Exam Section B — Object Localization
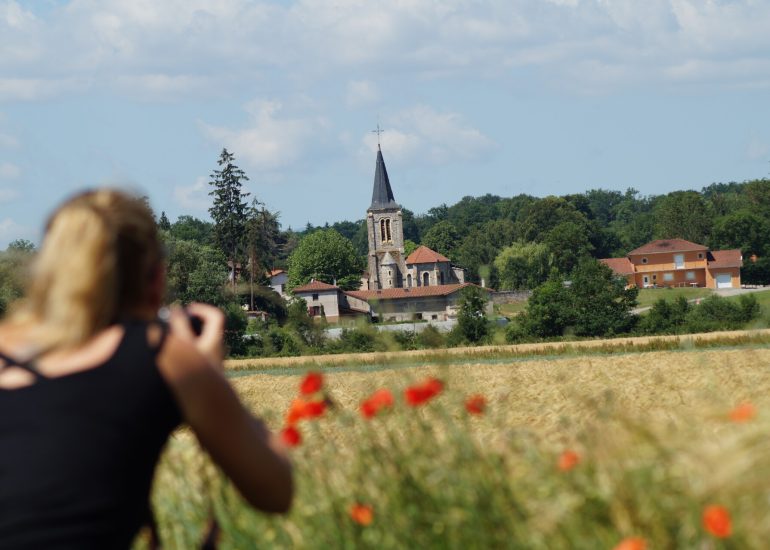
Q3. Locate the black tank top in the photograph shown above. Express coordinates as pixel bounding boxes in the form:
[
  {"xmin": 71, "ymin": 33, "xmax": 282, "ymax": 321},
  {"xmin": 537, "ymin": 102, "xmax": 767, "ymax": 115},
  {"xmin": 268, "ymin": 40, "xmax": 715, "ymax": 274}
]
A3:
[{"xmin": 0, "ymin": 321, "xmax": 182, "ymax": 549}]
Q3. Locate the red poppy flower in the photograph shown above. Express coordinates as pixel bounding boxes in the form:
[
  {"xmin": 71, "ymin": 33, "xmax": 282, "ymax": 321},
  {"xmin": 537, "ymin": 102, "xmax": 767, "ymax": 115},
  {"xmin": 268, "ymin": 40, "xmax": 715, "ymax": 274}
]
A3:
[
  {"xmin": 404, "ymin": 378, "xmax": 444, "ymax": 406},
  {"xmin": 558, "ymin": 450, "xmax": 580, "ymax": 472},
  {"xmin": 285, "ymin": 398, "xmax": 327, "ymax": 425},
  {"xmin": 349, "ymin": 503, "xmax": 373, "ymax": 526},
  {"xmin": 360, "ymin": 388, "xmax": 395, "ymax": 419},
  {"xmin": 612, "ymin": 537, "xmax": 646, "ymax": 550},
  {"xmin": 703, "ymin": 505, "xmax": 732, "ymax": 538},
  {"xmin": 729, "ymin": 402, "xmax": 756, "ymax": 423},
  {"xmin": 299, "ymin": 371, "xmax": 323, "ymax": 395},
  {"xmin": 465, "ymin": 395, "xmax": 487, "ymax": 415},
  {"xmin": 280, "ymin": 426, "xmax": 301, "ymax": 447}
]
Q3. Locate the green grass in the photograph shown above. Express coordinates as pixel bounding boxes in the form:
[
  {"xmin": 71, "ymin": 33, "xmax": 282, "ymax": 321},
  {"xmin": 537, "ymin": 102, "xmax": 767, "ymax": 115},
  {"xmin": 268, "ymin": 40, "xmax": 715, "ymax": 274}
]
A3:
[{"xmin": 635, "ymin": 287, "xmax": 713, "ymax": 308}]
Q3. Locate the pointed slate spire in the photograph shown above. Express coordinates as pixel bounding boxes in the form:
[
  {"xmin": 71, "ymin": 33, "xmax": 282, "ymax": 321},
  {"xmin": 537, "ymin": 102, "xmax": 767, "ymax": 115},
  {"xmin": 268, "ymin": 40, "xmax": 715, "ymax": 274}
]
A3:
[{"xmin": 369, "ymin": 146, "xmax": 399, "ymax": 211}]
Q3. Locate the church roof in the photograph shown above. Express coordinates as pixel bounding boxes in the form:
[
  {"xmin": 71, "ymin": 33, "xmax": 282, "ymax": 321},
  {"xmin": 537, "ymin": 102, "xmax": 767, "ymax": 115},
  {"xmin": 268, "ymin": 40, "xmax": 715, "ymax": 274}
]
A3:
[
  {"xmin": 369, "ymin": 148, "xmax": 399, "ymax": 211},
  {"xmin": 405, "ymin": 245, "xmax": 450, "ymax": 264}
]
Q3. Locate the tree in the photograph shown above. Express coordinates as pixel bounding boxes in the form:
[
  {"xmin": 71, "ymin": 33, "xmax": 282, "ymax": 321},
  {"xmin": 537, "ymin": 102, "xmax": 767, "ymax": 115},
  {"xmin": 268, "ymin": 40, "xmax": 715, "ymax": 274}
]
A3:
[
  {"xmin": 520, "ymin": 275, "xmax": 574, "ymax": 338},
  {"xmin": 244, "ymin": 200, "xmax": 282, "ymax": 309},
  {"xmin": 7, "ymin": 239, "xmax": 35, "ymax": 252},
  {"xmin": 710, "ymin": 210, "xmax": 770, "ymax": 256},
  {"xmin": 209, "ymin": 148, "xmax": 250, "ymax": 287},
  {"xmin": 542, "ymin": 221, "xmax": 593, "ymax": 274},
  {"xmin": 454, "ymin": 286, "xmax": 490, "ymax": 344},
  {"xmin": 516, "ymin": 196, "xmax": 589, "ymax": 242},
  {"xmin": 0, "ymin": 243, "xmax": 35, "ymax": 316},
  {"xmin": 165, "ymin": 237, "xmax": 229, "ymax": 305},
  {"xmin": 158, "ymin": 211, "xmax": 171, "ymax": 231},
  {"xmin": 170, "ymin": 215, "xmax": 214, "ymax": 245},
  {"xmin": 568, "ymin": 259, "xmax": 638, "ymax": 337},
  {"xmin": 520, "ymin": 259, "xmax": 638, "ymax": 338},
  {"xmin": 421, "ymin": 220, "xmax": 460, "ymax": 258},
  {"xmin": 653, "ymin": 191, "xmax": 713, "ymax": 244},
  {"xmin": 287, "ymin": 229, "xmax": 363, "ymax": 291},
  {"xmin": 494, "ymin": 241, "xmax": 551, "ymax": 290}
]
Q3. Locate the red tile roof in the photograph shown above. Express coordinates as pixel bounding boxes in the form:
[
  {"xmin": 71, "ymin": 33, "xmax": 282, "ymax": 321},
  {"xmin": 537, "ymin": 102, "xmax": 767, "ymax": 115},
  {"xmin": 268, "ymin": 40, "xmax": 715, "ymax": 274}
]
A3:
[
  {"xmin": 628, "ymin": 239, "xmax": 708, "ymax": 256},
  {"xmin": 600, "ymin": 257, "xmax": 635, "ymax": 276},
  {"xmin": 346, "ymin": 283, "xmax": 477, "ymax": 301},
  {"xmin": 405, "ymin": 245, "xmax": 450, "ymax": 264},
  {"xmin": 707, "ymin": 249, "xmax": 743, "ymax": 269},
  {"xmin": 292, "ymin": 280, "xmax": 339, "ymax": 293}
]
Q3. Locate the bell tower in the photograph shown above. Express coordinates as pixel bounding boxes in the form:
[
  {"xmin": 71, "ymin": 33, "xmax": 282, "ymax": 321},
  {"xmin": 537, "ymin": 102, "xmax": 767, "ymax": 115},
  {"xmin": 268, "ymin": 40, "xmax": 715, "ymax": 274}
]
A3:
[{"xmin": 366, "ymin": 145, "xmax": 406, "ymax": 290}]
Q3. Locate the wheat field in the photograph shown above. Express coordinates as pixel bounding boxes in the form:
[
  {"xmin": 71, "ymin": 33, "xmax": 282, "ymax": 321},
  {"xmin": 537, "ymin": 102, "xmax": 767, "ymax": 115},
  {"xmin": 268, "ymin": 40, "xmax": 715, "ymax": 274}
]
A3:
[{"xmin": 149, "ymin": 342, "xmax": 770, "ymax": 549}]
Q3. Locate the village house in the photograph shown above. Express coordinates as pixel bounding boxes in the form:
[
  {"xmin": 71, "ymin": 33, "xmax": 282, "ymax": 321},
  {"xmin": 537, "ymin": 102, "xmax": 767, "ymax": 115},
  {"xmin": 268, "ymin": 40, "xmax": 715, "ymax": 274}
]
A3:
[
  {"xmin": 292, "ymin": 145, "xmax": 488, "ymax": 323},
  {"xmin": 268, "ymin": 269, "xmax": 288, "ymax": 297},
  {"xmin": 600, "ymin": 238, "xmax": 742, "ymax": 289}
]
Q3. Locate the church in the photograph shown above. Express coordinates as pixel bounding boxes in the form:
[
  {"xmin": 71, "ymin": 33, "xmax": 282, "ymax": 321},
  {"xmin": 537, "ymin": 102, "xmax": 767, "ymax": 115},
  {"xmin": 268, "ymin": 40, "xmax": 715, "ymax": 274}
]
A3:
[{"xmin": 292, "ymin": 146, "xmax": 484, "ymax": 324}]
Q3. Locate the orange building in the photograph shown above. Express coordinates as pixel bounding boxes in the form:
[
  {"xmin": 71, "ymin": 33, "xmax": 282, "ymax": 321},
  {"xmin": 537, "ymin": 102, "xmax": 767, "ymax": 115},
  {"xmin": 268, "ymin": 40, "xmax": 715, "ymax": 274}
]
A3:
[{"xmin": 600, "ymin": 239, "xmax": 742, "ymax": 289}]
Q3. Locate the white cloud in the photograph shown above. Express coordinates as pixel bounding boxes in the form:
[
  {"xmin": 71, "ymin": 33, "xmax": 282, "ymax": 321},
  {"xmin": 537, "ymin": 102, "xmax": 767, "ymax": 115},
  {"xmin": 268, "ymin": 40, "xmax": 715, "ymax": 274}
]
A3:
[
  {"xmin": 363, "ymin": 106, "xmax": 496, "ymax": 164},
  {"xmin": 1, "ymin": 0, "xmax": 770, "ymax": 99},
  {"xmin": 0, "ymin": 77, "xmax": 88, "ymax": 101},
  {"xmin": 0, "ymin": 161, "xmax": 20, "ymax": 179},
  {"xmin": 346, "ymin": 80, "xmax": 380, "ymax": 108},
  {"xmin": 173, "ymin": 175, "xmax": 210, "ymax": 211},
  {"xmin": 201, "ymin": 99, "xmax": 319, "ymax": 172}
]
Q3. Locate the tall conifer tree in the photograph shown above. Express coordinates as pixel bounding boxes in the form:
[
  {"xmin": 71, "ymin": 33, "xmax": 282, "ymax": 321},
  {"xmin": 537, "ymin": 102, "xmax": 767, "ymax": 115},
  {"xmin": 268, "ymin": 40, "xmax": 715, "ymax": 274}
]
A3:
[{"xmin": 208, "ymin": 148, "xmax": 250, "ymax": 288}]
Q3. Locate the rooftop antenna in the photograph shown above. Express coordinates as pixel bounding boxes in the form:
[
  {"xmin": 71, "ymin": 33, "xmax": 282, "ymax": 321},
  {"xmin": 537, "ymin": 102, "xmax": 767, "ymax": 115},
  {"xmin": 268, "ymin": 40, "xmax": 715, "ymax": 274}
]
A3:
[{"xmin": 372, "ymin": 121, "xmax": 384, "ymax": 151}]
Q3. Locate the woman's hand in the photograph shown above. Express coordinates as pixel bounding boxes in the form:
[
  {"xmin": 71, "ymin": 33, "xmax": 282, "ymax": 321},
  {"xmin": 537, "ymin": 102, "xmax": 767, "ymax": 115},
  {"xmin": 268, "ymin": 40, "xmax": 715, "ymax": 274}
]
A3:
[{"xmin": 168, "ymin": 303, "xmax": 225, "ymax": 369}]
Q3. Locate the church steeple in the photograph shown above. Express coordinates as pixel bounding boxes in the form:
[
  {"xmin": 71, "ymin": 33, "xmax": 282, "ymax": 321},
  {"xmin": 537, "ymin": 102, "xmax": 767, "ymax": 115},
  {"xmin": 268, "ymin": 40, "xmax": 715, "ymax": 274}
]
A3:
[{"xmin": 369, "ymin": 147, "xmax": 399, "ymax": 211}]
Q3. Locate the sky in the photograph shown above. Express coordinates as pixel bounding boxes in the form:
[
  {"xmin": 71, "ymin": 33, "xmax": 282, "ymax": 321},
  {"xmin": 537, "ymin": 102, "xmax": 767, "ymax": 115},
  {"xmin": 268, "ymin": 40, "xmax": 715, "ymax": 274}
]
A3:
[{"xmin": 1, "ymin": 0, "xmax": 770, "ymax": 247}]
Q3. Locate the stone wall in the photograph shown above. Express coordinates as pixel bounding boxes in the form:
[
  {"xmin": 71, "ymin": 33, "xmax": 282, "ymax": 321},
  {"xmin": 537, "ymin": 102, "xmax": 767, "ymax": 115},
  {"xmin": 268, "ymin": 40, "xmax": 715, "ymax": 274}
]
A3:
[{"xmin": 490, "ymin": 290, "xmax": 532, "ymax": 305}]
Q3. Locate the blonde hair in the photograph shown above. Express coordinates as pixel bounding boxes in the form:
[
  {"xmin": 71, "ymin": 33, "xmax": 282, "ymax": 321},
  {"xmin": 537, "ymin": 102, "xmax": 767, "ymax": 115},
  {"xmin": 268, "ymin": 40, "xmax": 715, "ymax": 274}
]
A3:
[{"xmin": 5, "ymin": 189, "xmax": 162, "ymax": 350}]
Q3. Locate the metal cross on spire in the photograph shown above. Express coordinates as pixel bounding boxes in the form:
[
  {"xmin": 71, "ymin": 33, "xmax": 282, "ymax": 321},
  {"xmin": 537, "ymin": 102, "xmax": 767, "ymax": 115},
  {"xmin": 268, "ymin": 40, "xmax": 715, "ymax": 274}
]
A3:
[{"xmin": 372, "ymin": 123, "xmax": 384, "ymax": 150}]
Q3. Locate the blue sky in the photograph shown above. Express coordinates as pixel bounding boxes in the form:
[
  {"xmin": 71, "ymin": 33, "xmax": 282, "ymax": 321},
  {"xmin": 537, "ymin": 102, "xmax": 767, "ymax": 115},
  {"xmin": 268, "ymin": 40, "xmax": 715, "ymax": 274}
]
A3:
[{"xmin": 1, "ymin": 0, "xmax": 770, "ymax": 247}]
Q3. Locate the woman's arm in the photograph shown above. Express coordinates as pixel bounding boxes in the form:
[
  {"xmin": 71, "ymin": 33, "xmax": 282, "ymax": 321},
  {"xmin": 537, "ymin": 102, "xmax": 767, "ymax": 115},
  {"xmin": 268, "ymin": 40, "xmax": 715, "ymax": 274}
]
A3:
[{"xmin": 157, "ymin": 304, "xmax": 293, "ymax": 513}]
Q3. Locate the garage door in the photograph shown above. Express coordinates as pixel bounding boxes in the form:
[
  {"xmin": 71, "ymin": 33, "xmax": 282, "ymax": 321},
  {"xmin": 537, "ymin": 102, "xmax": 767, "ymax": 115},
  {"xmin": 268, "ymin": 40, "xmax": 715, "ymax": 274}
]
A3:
[{"xmin": 715, "ymin": 273, "xmax": 732, "ymax": 289}]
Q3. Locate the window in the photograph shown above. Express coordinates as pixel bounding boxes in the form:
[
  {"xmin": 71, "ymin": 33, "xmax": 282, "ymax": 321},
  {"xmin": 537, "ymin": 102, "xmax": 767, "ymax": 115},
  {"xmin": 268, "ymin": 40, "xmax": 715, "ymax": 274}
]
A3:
[
  {"xmin": 312, "ymin": 293, "xmax": 318, "ymax": 300},
  {"xmin": 641, "ymin": 257, "xmax": 648, "ymax": 264},
  {"xmin": 652, "ymin": 274, "xmax": 657, "ymax": 281},
  {"xmin": 697, "ymin": 252, "xmax": 704, "ymax": 259},
  {"xmin": 407, "ymin": 274, "xmax": 412, "ymax": 287},
  {"xmin": 663, "ymin": 273, "xmax": 674, "ymax": 282},
  {"xmin": 311, "ymin": 306, "xmax": 321, "ymax": 316},
  {"xmin": 431, "ymin": 314, "xmax": 438, "ymax": 320},
  {"xmin": 422, "ymin": 272, "xmax": 430, "ymax": 286},
  {"xmin": 439, "ymin": 272, "xmax": 444, "ymax": 284},
  {"xmin": 379, "ymin": 218, "xmax": 392, "ymax": 243},
  {"xmin": 674, "ymin": 254, "xmax": 684, "ymax": 269},
  {"xmin": 686, "ymin": 271, "xmax": 696, "ymax": 280}
]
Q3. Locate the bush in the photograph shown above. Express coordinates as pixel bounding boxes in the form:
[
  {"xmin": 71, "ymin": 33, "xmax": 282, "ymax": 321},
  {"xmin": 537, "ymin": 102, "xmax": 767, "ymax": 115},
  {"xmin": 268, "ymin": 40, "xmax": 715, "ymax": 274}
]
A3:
[
  {"xmin": 637, "ymin": 296, "xmax": 690, "ymax": 335},
  {"xmin": 222, "ymin": 301, "xmax": 249, "ymax": 356},
  {"xmin": 683, "ymin": 295, "xmax": 756, "ymax": 333},
  {"xmin": 417, "ymin": 325, "xmax": 446, "ymax": 349},
  {"xmin": 455, "ymin": 286, "xmax": 491, "ymax": 344},
  {"xmin": 337, "ymin": 326, "xmax": 380, "ymax": 353}
]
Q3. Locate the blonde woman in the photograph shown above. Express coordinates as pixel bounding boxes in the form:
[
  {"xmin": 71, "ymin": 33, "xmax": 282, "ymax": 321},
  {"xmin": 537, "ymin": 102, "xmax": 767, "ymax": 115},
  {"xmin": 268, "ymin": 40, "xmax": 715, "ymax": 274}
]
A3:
[{"xmin": 0, "ymin": 189, "xmax": 292, "ymax": 548}]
